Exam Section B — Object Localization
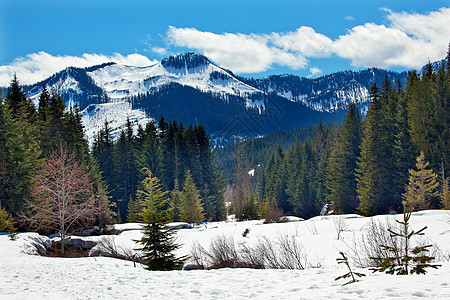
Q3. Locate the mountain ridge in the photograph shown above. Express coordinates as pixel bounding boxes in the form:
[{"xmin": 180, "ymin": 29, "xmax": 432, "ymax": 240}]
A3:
[{"xmin": 5, "ymin": 52, "xmax": 421, "ymax": 144}]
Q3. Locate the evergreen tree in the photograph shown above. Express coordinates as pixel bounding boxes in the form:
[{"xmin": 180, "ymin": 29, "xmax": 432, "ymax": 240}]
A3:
[
  {"xmin": 3, "ymin": 87, "xmax": 42, "ymax": 215},
  {"xmin": 168, "ymin": 180, "xmax": 183, "ymax": 222},
  {"xmin": 0, "ymin": 99, "xmax": 11, "ymax": 210},
  {"xmin": 395, "ymin": 74, "xmax": 417, "ymax": 201},
  {"xmin": 403, "ymin": 151, "xmax": 440, "ymax": 210},
  {"xmin": 127, "ymin": 196, "xmax": 142, "ymax": 223},
  {"xmin": 263, "ymin": 145, "xmax": 289, "ymax": 213},
  {"xmin": 180, "ymin": 170, "xmax": 205, "ymax": 225},
  {"xmin": 326, "ymin": 103, "xmax": 362, "ymax": 214},
  {"xmin": 356, "ymin": 83, "xmax": 383, "ymax": 216},
  {"xmin": 5, "ymin": 75, "xmax": 35, "ymax": 121},
  {"xmin": 136, "ymin": 169, "xmax": 186, "ymax": 270},
  {"xmin": 357, "ymin": 82, "xmax": 402, "ymax": 216},
  {"xmin": 370, "ymin": 202, "xmax": 441, "ymax": 275}
]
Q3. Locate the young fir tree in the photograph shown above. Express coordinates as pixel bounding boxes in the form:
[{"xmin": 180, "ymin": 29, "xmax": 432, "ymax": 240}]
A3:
[
  {"xmin": 136, "ymin": 169, "xmax": 186, "ymax": 270},
  {"xmin": 403, "ymin": 151, "xmax": 440, "ymax": 211},
  {"xmin": 370, "ymin": 202, "xmax": 441, "ymax": 275},
  {"xmin": 335, "ymin": 251, "xmax": 365, "ymax": 285},
  {"xmin": 168, "ymin": 179, "xmax": 183, "ymax": 222},
  {"xmin": 180, "ymin": 170, "xmax": 205, "ymax": 225}
]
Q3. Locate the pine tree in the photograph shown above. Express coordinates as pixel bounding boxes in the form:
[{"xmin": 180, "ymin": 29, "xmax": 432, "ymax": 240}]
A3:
[
  {"xmin": 403, "ymin": 151, "xmax": 440, "ymax": 211},
  {"xmin": 136, "ymin": 169, "xmax": 186, "ymax": 270},
  {"xmin": 180, "ymin": 170, "xmax": 204, "ymax": 225},
  {"xmin": 326, "ymin": 103, "xmax": 362, "ymax": 214}
]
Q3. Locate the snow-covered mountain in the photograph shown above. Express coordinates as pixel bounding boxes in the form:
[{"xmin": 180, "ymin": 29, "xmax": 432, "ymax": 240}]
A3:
[
  {"xmin": 18, "ymin": 53, "xmax": 408, "ymax": 143},
  {"xmin": 240, "ymin": 68, "xmax": 408, "ymax": 113},
  {"xmin": 87, "ymin": 53, "xmax": 264, "ymax": 109}
]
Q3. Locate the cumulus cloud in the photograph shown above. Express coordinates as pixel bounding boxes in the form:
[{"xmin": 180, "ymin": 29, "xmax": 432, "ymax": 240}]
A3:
[
  {"xmin": 167, "ymin": 26, "xmax": 306, "ymax": 73},
  {"xmin": 308, "ymin": 67, "xmax": 323, "ymax": 78},
  {"xmin": 167, "ymin": 8, "xmax": 449, "ymax": 73},
  {"xmin": 0, "ymin": 52, "xmax": 157, "ymax": 87},
  {"xmin": 334, "ymin": 8, "xmax": 450, "ymax": 68},
  {"xmin": 270, "ymin": 27, "xmax": 333, "ymax": 57}
]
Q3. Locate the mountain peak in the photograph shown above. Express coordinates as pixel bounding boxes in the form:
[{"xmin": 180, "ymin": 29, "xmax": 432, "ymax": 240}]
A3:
[{"xmin": 161, "ymin": 53, "xmax": 211, "ymax": 69}]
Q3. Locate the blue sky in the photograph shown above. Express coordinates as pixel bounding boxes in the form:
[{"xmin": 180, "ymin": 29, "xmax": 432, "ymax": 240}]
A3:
[{"xmin": 1, "ymin": 0, "xmax": 449, "ymax": 85}]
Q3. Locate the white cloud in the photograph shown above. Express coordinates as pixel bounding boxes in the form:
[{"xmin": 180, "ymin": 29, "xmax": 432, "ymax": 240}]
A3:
[
  {"xmin": 151, "ymin": 47, "xmax": 168, "ymax": 55},
  {"xmin": 270, "ymin": 27, "xmax": 333, "ymax": 57},
  {"xmin": 308, "ymin": 67, "xmax": 323, "ymax": 78},
  {"xmin": 334, "ymin": 8, "xmax": 450, "ymax": 68},
  {"xmin": 167, "ymin": 26, "xmax": 306, "ymax": 73},
  {"xmin": 0, "ymin": 52, "xmax": 157, "ymax": 87},
  {"xmin": 345, "ymin": 16, "xmax": 354, "ymax": 21},
  {"xmin": 167, "ymin": 8, "xmax": 449, "ymax": 73}
]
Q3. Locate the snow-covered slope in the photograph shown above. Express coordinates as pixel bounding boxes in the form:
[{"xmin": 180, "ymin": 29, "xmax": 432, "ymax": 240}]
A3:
[
  {"xmin": 241, "ymin": 69, "xmax": 407, "ymax": 113},
  {"xmin": 81, "ymin": 102, "xmax": 152, "ymax": 145},
  {"xmin": 1, "ymin": 210, "xmax": 450, "ymax": 299},
  {"xmin": 87, "ymin": 53, "xmax": 264, "ymax": 108}
]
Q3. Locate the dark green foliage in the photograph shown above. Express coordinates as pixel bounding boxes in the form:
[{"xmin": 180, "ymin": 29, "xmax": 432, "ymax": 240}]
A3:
[
  {"xmin": 326, "ymin": 104, "xmax": 362, "ymax": 214},
  {"xmin": 370, "ymin": 203, "xmax": 441, "ymax": 275},
  {"xmin": 92, "ymin": 116, "xmax": 225, "ymax": 222},
  {"xmin": 136, "ymin": 170, "xmax": 187, "ymax": 270},
  {"xmin": 357, "ymin": 80, "xmax": 402, "ymax": 216},
  {"xmin": 335, "ymin": 252, "xmax": 365, "ymax": 285}
]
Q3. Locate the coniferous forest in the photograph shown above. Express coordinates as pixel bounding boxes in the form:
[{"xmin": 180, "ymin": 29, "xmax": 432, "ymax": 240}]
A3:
[
  {"xmin": 0, "ymin": 51, "xmax": 449, "ymax": 236},
  {"xmin": 224, "ymin": 56, "xmax": 449, "ymax": 220}
]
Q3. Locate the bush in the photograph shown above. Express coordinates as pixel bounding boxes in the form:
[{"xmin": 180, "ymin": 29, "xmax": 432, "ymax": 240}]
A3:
[
  {"xmin": 93, "ymin": 236, "xmax": 143, "ymax": 266},
  {"xmin": 344, "ymin": 217, "xmax": 403, "ymax": 268},
  {"xmin": 189, "ymin": 233, "xmax": 307, "ymax": 270},
  {"xmin": 263, "ymin": 207, "xmax": 286, "ymax": 224}
]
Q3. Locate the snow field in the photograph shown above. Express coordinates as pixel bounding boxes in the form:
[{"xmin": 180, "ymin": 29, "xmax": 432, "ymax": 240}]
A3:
[{"xmin": 1, "ymin": 210, "xmax": 450, "ymax": 299}]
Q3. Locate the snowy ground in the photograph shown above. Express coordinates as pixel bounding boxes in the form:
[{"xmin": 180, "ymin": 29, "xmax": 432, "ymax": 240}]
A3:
[{"xmin": 1, "ymin": 210, "xmax": 450, "ymax": 299}]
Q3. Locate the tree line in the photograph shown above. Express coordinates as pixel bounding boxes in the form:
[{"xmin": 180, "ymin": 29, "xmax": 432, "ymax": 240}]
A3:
[{"xmin": 228, "ymin": 56, "xmax": 449, "ymax": 219}]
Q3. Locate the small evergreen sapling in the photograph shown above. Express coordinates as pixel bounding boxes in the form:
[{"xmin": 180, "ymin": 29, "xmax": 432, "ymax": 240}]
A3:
[
  {"xmin": 335, "ymin": 251, "xmax": 365, "ymax": 285},
  {"xmin": 370, "ymin": 202, "xmax": 441, "ymax": 275},
  {"xmin": 136, "ymin": 169, "xmax": 187, "ymax": 270}
]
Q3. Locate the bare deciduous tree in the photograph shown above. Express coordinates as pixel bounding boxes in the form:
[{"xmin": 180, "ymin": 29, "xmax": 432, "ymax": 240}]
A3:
[{"xmin": 21, "ymin": 145, "xmax": 101, "ymax": 255}]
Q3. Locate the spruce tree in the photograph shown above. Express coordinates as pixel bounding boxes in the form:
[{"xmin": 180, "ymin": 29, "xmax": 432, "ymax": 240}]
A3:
[
  {"xmin": 356, "ymin": 84, "xmax": 382, "ymax": 216},
  {"xmin": 136, "ymin": 169, "xmax": 186, "ymax": 270},
  {"xmin": 403, "ymin": 151, "xmax": 439, "ymax": 210},
  {"xmin": 180, "ymin": 170, "xmax": 205, "ymax": 225},
  {"xmin": 326, "ymin": 103, "xmax": 362, "ymax": 214},
  {"xmin": 3, "ymin": 88, "xmax": 42, "ymax": 215}
]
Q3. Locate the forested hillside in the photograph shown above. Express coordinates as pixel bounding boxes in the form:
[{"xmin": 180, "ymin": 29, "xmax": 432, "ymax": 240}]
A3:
[{"xmin": 226, "ymin": 58, "xmax": 449, "ymax": 220}]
